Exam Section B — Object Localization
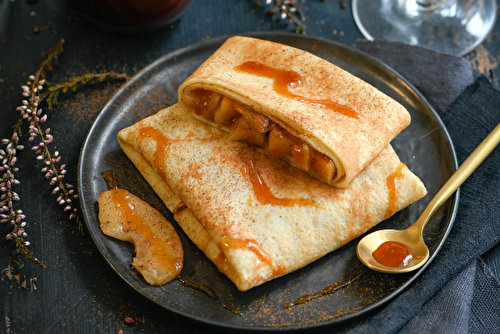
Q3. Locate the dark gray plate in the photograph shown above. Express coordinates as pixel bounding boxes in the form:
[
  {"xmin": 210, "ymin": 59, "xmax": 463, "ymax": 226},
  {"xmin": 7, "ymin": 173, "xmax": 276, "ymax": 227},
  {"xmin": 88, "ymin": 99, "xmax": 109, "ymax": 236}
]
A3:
[{"xmin": 78, "ymin": 32, "xmax": 458, "ymax": 332}]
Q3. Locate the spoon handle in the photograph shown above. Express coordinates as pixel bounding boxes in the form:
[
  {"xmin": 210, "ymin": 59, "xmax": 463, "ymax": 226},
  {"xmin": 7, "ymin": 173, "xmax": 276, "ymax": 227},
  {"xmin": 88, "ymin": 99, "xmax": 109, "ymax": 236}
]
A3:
[{"xmin": 413, "ymin": 121, "xmax": 500, "ymax": 234}]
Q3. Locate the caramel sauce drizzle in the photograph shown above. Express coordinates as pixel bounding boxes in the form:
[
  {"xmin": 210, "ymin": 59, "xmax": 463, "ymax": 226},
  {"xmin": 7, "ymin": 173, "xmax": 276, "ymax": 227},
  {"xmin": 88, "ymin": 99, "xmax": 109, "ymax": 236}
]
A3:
[
  {"xmin": 111, "ymin": 188, "xmax": 180, "ymax": 272},
  {"xmin": 178, "ymin": 277, "xmax": 242, "ymax": 315},
  {"xmin": 242, "ymin": 159, "xmax": 323, "ymax": 208},
  {"xmin": 273, "ymin": 263, "xmax": 287, "ymax": 276},
  {"xmin": 139, "ymin": 127, "xmax": 171, "ymax": 180},
  {"xmin": 284, "ymin": 265, "xmax": 366, "ymax": 309},
  {"xmin": 234, "ymin": 61, "xmax": 359, "ymax": 119},
  {"xmin": 220, "ymin": 237, "xmax": 273, "ymax": 266},
  {"xmin": 213, "ymin": 251, "xmax": 229, "ymax": 270},
  {"xmin": 138, "ymin": 126, "xmax": 220, "ymax": 180},
  {"xmin": 385, "ymin": 162, "xmax": 408, "ymax": 219},
  {"xmin": 220, "ymin": 237, "xmax": 286, "ymax": 276}
]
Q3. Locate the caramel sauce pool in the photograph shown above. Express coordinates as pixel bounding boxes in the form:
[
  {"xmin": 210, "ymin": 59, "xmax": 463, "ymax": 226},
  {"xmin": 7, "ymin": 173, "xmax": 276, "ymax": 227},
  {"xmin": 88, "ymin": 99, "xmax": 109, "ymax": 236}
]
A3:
[
  {"xmin": 234, "ymin": 61, "xmax": 359, "ymax": 119},
  {"xmin": 372, "ymin": 241, "xmax": 414, "ymax": 268}
]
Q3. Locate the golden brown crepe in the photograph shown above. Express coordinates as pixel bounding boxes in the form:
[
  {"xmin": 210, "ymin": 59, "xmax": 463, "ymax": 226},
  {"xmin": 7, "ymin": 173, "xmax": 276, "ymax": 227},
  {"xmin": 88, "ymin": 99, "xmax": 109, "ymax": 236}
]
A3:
[
  {"xmin": 178, "ymin": 36, "xmax": 411, "ymax": 187},
  {"xmin": 117, "ymin": 104, "xmax": 426, "ymax": 291}
]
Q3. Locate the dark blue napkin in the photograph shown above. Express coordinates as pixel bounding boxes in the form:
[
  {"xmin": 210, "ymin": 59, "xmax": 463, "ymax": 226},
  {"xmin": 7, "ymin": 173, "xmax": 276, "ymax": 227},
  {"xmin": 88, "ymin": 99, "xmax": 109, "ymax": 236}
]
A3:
[{"xmin": 339, "ymin": 40, "xmax": 500, "ymax": 334}]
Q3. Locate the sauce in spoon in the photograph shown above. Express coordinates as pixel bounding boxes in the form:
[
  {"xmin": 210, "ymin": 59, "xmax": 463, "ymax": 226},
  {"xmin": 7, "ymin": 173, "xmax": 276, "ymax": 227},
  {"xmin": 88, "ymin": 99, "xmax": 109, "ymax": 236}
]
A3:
[{"xmin": 372, "ymin": 241, "xmax": 413, "ymax": 268}]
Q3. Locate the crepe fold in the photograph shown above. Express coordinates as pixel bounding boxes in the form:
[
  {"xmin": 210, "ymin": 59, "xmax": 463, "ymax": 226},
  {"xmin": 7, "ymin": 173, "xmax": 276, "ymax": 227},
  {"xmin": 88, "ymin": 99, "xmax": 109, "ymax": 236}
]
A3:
[
  {"xmin": 117, "ymin": 104, "xmax": 426, "ymax": 291},
  {"xmin": 178, "ymin": 36, "xmax": 411, "ymax": 187}
]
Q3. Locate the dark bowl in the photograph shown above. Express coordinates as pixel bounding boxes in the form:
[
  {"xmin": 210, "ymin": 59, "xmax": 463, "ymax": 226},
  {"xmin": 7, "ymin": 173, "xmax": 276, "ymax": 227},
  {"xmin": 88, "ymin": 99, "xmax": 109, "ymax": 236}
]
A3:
[{"xmin": 67, "ymin": 0, "xmax": 195, "ymax": 33}]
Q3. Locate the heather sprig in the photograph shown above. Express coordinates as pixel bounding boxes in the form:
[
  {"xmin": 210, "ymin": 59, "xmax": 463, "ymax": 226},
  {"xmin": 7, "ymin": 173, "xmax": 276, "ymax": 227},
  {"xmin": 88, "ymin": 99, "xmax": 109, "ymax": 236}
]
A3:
[
  {"xmin": 21, "ymin": 75, "xmax": 84, "ymax": 235},
  {"xmin": 0, "ymin": 39, "xmax": 65, "ymax": 267},
  {"xmin": 261, "ymin": 0, "xmax": 306, "ymax": 34},
  {"xmin": 2, "ymin": 38, "xmax": 128, "ymax": 267}
]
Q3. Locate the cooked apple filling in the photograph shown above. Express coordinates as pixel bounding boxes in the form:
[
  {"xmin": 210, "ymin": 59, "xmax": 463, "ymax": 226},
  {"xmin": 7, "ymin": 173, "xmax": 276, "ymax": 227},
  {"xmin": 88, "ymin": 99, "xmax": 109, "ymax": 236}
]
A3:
[{"xmin": 184, "ymin": 89, "xmax": 337, "ymax": 183}]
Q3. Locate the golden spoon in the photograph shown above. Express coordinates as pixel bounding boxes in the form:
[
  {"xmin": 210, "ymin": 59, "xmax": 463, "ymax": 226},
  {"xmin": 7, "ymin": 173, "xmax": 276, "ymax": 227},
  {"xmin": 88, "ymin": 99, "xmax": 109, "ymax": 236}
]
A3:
[{"xmin": 357, "ymin": 122, "xmax": 500, "ymax": 273}]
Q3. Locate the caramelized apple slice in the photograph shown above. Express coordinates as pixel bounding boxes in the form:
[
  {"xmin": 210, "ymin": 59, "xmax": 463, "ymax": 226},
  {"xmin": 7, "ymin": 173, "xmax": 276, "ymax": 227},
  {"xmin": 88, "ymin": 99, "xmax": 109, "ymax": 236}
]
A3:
[
  {"xmin": 185, "ymin": 89, "xmax": 221, "ymax": 119},
  {"xmin": 291, "ymin": 143, "xmax": 312, "ymax": 171},
  {"xmin": 182, "ymin": 89, "xmax": 200, "ymax": 109},
  {"xmin": 233, "ymin": 101, "xmax": 271, "ymax": 133},
  {"xmin": 311, "ymin": 152, "xmax": 337, "ymax": 183},
  {"xmin": 268, "ymin": 125, "xmax": 298, "ymax": 158},
  {"xmin": 229, "ymin": 116, "xmax": 266, "ymax": 146},
  {"xmin": 98, "ymin": 188, "xmax": 183, "ymax": 285},
  {"xmin": 214, "ymin": 96, "xmax": 240, "ymax": 125},
  {"xmin": 187, "ymin": 91, "xmax": 340, "ymax": 185}
]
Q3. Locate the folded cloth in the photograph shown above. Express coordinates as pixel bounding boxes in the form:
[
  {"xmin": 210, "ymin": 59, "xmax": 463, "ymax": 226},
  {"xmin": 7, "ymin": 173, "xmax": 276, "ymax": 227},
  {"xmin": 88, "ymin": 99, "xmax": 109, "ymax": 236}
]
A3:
[
  {"xmin": 397, "ymin": 258, "xmax": 500, "ymax": 334},
  {"xmin": 353, "ymin": 40, "xmax": 474, "ymax": 114},
  {"xmin": 331, "ymin": 41, "xmax": 500, "ymax": 334}
]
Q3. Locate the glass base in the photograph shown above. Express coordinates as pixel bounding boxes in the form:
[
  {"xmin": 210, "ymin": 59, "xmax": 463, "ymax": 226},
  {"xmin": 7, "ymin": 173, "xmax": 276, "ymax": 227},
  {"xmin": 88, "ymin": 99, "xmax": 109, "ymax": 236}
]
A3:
[{"xmin": 353, "ymin": 0, "xmax": 497, "ymax": 56}]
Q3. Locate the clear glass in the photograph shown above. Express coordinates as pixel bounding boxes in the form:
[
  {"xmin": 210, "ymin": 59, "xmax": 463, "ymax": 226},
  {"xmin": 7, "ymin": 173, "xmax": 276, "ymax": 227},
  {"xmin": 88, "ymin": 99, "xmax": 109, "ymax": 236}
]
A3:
[{"xmin": 352, "ymin": 0, "xmax": 497, "ymax": 56}]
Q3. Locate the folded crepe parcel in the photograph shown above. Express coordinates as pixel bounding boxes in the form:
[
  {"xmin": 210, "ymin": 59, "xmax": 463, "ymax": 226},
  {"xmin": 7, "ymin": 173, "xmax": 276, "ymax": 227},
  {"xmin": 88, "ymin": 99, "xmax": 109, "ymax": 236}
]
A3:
[
  {"xmin": 178, "ymin": 36, "xmax": 411, "ymax": 187},
  {"xmin": 117, "ymin": 104, "xmax": 426, "ymax": 291}
]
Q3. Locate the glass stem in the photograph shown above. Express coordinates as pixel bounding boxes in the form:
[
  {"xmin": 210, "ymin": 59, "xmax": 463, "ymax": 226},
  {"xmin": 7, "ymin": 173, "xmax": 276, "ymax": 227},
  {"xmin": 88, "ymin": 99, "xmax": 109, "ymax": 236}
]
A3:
[
  {"xmin": 415, "ymin": 0, "xmax": 446, "ymax": 8},
  {"xmin": 416, "ymin": 0, "xmax": 440, "ymax": 4}
]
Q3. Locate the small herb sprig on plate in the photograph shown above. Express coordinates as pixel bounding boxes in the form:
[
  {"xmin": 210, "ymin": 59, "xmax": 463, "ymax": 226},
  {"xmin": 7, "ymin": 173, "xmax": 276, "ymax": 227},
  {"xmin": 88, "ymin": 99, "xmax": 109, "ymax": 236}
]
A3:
[
  {"xmin": 42, "ymin": 72, "xmax": 128, "ymax": 109},
  {"xmin": 1, "ymin": 39, "xmax": 128, "ymax": 267}
]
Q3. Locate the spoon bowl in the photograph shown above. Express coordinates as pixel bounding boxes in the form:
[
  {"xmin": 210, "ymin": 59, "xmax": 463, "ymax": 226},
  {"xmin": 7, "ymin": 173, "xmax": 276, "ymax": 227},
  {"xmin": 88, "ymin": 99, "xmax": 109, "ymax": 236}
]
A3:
[{"xmin": 357, "ymin": 121, "xmax": 500, "ymax": 273}]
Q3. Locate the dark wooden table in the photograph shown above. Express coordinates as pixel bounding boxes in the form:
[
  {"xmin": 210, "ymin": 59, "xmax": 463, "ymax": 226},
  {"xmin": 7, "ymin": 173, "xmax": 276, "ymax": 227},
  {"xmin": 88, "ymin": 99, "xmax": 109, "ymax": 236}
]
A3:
[{"xmin": 1, "ymin": 1, "xmax": 499, "ymax": 333}]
